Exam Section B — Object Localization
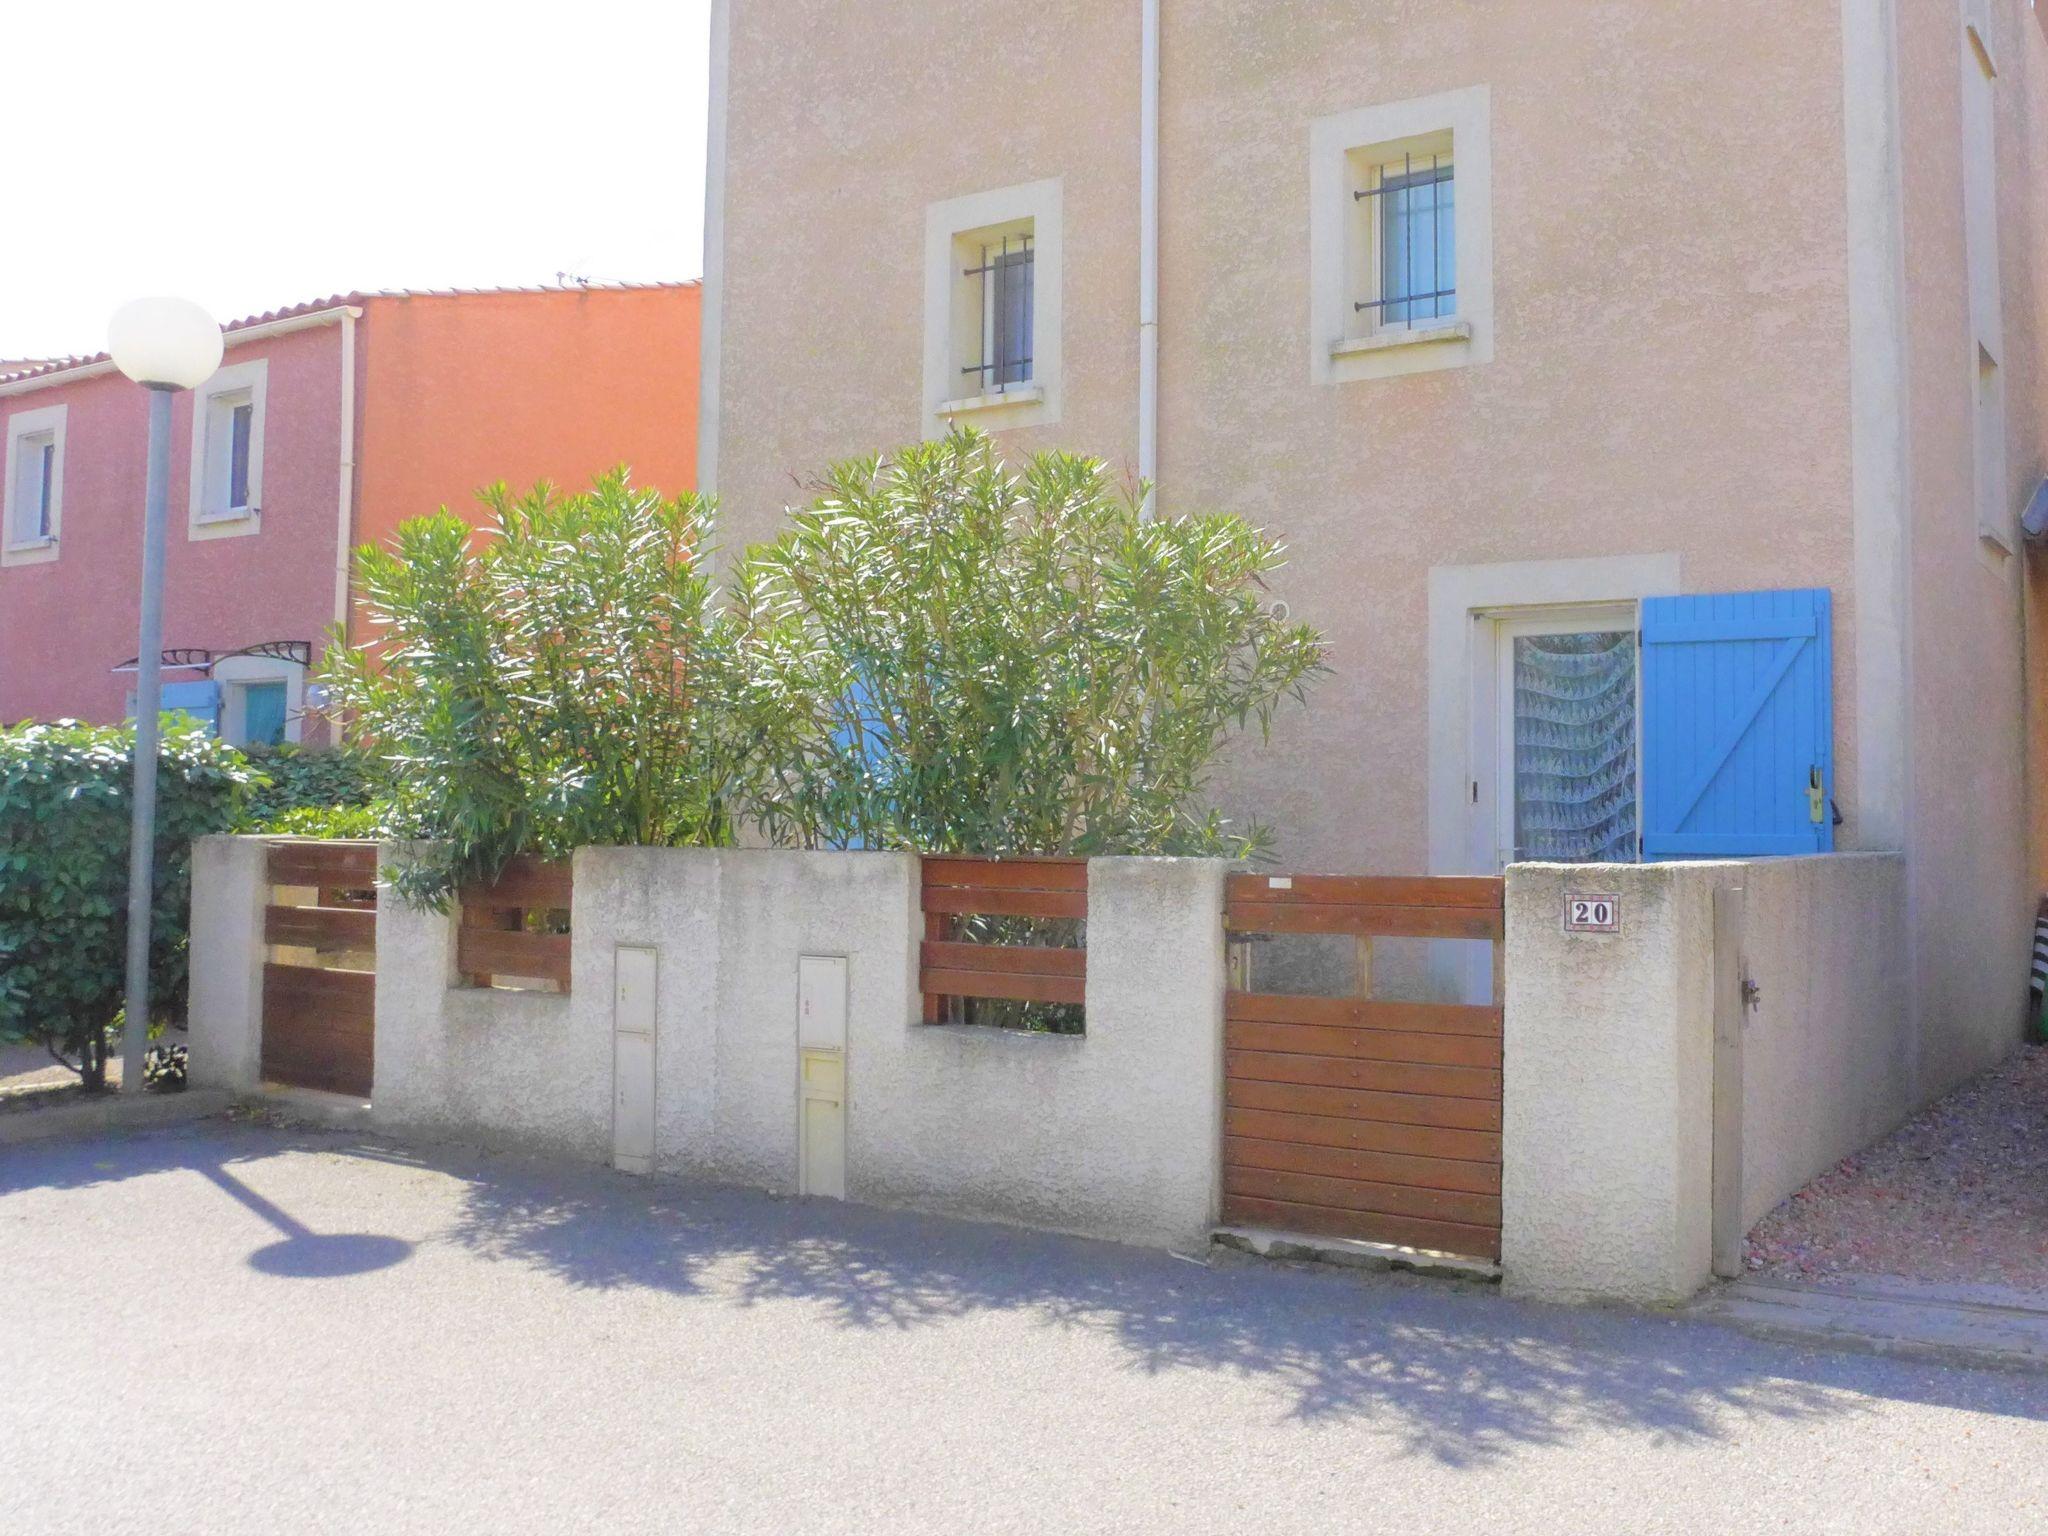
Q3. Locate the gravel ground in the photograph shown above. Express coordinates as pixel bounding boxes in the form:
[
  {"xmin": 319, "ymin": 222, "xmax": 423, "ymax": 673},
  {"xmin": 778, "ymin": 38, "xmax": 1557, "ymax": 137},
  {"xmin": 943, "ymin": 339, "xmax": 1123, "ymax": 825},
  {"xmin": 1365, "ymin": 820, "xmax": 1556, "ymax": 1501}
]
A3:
[
  {"xmin": 1747, "ymin": 1045, "xmax": 2048, "ymax": 1290},
  {"xmin": 4, "ymin": 1120, "xmax": 2046, "ymax": 1535}
]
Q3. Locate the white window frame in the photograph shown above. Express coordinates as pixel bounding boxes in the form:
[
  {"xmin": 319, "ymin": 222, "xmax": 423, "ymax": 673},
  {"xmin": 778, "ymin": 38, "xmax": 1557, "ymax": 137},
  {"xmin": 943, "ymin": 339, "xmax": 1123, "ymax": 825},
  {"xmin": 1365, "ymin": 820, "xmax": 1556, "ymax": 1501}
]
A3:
[
  {"xmin": 213, "ymin": 652, "xmax": 305, "ymax": 746},
  {"xmin": 188, "ymin": 358, "xmax": 268, "ymax": 539},
  {"xmin": 923, "ymin": 177, "xmax": 1062, "ymax": 436},
  {"xmin": 1310, "ymin": 86, "xmax": 1493, "ymax": 385},
  {"xmin": 2, "ymin": 403, "xmax": 67, "ymax": 566}
]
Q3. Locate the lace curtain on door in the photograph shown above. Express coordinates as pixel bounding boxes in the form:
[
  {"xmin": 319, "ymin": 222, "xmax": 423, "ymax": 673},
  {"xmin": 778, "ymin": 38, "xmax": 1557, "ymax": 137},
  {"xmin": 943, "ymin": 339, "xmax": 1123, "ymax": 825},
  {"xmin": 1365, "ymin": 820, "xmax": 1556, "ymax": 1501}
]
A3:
[{"xmin": 1512, "ymin": 632, "xmax": 1637, "ymax": 863}]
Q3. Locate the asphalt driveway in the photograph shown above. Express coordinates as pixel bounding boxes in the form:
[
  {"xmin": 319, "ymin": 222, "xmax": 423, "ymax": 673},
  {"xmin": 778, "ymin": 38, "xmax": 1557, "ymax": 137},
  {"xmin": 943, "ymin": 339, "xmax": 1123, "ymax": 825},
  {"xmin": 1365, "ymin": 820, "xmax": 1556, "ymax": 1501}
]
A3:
[{"xmin": 3, "ymin": 1119, "xmax": 2045, "ymax": 1535}]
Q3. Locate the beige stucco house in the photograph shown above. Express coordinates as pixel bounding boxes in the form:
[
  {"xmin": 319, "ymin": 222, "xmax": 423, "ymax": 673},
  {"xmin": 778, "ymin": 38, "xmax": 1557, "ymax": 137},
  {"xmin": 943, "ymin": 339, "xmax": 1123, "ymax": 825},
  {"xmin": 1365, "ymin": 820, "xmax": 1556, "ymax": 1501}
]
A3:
[{"xmin": 698, "ymin": 1, "xmax": 2048, "ymax": 1102}]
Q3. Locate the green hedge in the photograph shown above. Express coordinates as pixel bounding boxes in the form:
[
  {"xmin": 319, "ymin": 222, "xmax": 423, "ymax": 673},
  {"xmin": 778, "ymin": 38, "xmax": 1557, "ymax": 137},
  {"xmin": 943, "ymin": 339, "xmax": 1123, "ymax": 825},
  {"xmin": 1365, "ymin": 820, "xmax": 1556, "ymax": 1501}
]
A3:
[
  {"xmin": 238, "ymin": 743, "xmax": 377, "ymax": 827},
  {"xmin": 0, "ymin": 718, "xmax": 262, "ymax": 1088}
]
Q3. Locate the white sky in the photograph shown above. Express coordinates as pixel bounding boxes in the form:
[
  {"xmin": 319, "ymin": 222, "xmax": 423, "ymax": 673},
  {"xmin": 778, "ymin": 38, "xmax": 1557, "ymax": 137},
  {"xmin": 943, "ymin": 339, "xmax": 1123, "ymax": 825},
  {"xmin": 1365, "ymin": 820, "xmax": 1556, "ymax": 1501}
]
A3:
[{"xmin": 0, "ymin": 0, "xmax": 712, "ymax": 360}]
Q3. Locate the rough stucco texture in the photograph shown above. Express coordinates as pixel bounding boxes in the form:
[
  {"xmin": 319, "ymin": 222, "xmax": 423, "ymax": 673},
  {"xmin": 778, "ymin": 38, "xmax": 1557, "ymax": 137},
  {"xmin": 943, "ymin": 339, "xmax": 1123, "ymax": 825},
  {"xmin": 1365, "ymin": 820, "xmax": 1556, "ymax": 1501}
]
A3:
[
  {"xmin": 1503, "ymin": 862, "xmax": 1716, "ymax": 1307},
  {"xmin": 851, "ymin": 857, "xmax": 1227, "ymax": 1250},
  {"xmin": 712, "ymin": 0, "xmax": 1859, "ymax": 876},
  {"xmin": 1502, "ymin": 853, "xmax": 1912, "ymax": 1307},
  {"xmin": 355, "ymin": 847, "xmax": 1228, "ymax": 1251},
  {"xmin": 186, "ymin": 835, "xmax": 269, "ymax": 1094},
  {"xmin": 1732, "ymin": 853, "xmax": 1910, "ymax": 1230}
]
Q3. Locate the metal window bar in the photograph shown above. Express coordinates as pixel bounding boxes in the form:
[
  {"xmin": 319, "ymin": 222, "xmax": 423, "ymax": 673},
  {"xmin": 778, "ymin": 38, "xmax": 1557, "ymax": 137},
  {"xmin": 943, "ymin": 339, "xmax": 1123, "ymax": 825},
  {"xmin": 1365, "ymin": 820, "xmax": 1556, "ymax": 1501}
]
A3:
[
  {"xmin": 1354, "ymin": 154, "xmax": 1455, "ymax": 327},
  {"xmin": 962, "ymin": 233, "xmax": 1034, "ymax": 393}
]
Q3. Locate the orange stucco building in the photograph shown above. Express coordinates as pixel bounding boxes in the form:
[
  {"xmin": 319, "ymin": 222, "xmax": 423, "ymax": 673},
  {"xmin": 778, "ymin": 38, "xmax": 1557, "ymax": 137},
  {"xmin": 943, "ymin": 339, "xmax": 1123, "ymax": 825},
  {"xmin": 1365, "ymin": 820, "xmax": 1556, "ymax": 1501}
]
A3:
[{"xmin": 353, "ymin": 284, "xmax": 700, "ymax": 557}]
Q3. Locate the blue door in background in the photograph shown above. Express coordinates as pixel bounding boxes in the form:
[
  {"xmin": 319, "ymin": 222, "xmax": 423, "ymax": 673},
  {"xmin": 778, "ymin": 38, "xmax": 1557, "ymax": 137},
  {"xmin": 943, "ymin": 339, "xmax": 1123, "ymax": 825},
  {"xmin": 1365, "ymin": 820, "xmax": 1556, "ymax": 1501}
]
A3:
[
  {"xmin": 1640, "ymin": 588, "xmax": 1833, "ymax": 858},
  {"xmin": 242, "ymin": 681, "xmax": 288, "ymax": 746}
]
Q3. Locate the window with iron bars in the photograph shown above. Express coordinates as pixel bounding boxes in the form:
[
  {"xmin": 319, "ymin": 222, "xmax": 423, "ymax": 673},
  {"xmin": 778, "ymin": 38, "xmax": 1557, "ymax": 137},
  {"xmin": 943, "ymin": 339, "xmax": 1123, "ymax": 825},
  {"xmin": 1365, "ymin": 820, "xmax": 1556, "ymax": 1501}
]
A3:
[
  {"xmin": 961, "ymin": 230, "xmax": 1034, "ymax": 393},
  {"xmin": 1355, "ymin": 152, "xmax": 1455, "ymax": 329}
]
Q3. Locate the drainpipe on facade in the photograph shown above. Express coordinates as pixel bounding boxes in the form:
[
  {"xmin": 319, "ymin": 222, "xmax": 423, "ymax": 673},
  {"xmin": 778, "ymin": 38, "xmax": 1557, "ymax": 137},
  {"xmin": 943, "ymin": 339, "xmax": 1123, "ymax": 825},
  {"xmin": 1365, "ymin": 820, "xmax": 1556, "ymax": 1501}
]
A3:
[
  {"xmin": 1138, "ymin": 0, "xmax": 1160, "ymax": 515},
  {"xmin": 329, "ymin": 306, "xmax": 362, "ymax": 705}
]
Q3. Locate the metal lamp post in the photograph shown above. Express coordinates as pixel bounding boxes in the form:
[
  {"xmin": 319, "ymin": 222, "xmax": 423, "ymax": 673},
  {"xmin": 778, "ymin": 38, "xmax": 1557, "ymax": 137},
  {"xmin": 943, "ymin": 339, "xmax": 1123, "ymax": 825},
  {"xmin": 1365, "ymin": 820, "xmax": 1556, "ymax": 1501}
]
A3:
[{"xmin": 107, "ymin": 298, "xmax": 222, "ymax": 1093}]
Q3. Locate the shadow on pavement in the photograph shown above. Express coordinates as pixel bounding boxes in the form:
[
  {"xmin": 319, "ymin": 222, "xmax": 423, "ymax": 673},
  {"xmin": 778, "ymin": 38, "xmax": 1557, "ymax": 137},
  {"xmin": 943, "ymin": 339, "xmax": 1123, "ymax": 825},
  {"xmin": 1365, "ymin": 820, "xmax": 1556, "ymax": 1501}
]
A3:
[{"xmin": 7, "ymin": 1117, "xmax": 2046, "ymax": 1466}]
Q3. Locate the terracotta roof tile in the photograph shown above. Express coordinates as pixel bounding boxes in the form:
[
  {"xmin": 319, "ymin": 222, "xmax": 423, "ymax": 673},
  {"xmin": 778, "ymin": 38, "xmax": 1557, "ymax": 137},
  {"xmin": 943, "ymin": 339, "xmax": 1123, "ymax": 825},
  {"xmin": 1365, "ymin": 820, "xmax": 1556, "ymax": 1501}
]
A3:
[{"xmin": 0, "ymin": 280, "xmax": 698, "ymax": 387}]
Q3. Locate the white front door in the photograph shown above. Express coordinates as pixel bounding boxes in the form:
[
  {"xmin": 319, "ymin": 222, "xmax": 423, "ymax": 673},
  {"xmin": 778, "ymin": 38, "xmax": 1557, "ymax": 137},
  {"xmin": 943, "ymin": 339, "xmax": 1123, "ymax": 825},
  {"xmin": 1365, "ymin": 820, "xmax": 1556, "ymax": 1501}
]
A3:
[{"xmin": 1475, "ymin": 605, "xmax": 1641, "ymax": 870}]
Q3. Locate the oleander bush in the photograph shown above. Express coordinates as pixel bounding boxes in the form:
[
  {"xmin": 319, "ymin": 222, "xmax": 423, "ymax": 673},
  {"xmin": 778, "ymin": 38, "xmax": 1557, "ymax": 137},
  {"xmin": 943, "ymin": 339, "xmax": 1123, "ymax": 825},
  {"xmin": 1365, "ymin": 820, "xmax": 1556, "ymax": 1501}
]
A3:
[
  {"xmin": 321, "ymin": 472, "xmax": 764, "ymax": 908},
  {"xmin": 734, "ymin": 429, "xmax": 1328, "ymax": 860}
]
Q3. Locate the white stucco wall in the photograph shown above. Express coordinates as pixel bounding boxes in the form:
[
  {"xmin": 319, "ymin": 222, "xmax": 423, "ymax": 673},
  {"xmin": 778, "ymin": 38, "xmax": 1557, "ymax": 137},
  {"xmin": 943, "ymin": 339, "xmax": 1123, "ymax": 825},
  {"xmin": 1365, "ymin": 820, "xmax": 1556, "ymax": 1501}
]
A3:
[
  {"xmin": 187, "ymin": 835, "xmax": 267, "ymax": 1093},
  {"xmin": 334, "ymin": 845, "xmax": 1227, "ymax": 1251},
  {"xmin": 1502, "ymin": 852, "xmax": 1911, "ymax": 1307},
  {"xmin": 1502, "ymin": 862, "xmax": 1718, "ymax": 1307},
  {"xmin": 1731, "ymin": 854, "xmax": 1911, "ymax": 1229},
  {"xmin": 373, "ymin": 844, "xmax": 607, "ymax": 1162},
  {"xmin": 850, "ymin": 857, "xmax": 1228, "ymax": 1250}
]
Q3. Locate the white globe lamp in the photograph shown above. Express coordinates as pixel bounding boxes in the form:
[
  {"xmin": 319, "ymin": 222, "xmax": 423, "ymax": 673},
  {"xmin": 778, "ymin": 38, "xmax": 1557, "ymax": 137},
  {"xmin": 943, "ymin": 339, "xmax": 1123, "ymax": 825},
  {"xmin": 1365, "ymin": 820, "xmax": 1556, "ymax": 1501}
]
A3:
[{"xmin": 107, "ymin": 296, "xmax": 223, "ymax": 391}]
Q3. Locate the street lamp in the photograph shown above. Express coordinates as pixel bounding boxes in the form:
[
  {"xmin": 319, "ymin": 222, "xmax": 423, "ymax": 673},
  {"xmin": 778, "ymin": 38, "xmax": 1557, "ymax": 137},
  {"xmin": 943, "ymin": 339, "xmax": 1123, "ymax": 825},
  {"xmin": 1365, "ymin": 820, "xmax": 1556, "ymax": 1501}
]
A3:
[{"xmin": 108, "ymin": 297, "xmax": 222, "ymax": 1094}]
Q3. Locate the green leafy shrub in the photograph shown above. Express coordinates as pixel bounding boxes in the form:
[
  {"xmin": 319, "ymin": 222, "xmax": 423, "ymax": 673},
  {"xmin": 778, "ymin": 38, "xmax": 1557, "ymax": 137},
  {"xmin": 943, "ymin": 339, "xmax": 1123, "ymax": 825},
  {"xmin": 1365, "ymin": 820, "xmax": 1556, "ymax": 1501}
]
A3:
[
  {"xmin": 238, "ymin": 742, "xmax": 377, "ymax": 828},
  {"xmin": 734, "ymin": 429, "xmax": 1328, "ymax": 859},
  {"xmin": 0, "ymin": 718, "xmax": 261, "ymax": 1088},
  {"xmin": 261, "ymin": 802, "xmax": 385, "ymax": 839},
  {"xmin": 322, "ymin": 472, "xmax": 758, "ymax": 907}
]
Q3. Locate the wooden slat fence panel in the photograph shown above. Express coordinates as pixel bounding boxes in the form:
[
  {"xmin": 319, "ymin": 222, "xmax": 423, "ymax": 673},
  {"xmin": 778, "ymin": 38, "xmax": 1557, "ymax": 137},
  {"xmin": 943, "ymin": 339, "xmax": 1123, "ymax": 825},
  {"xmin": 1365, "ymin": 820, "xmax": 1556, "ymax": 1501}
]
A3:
[
  {"xmin": 261, "ymin": 841, "xmax": 380, "ymax": 1098},
  {"xmin": 267, "ymin": 839, "xmax": 378, "ymax": 889},
  {"xmin": 1222, "ymin": 871, "xmax": 1505, "ymax": 1263},
  {"xmin": 455, "ymin": 925, "xmax": 573, "ymax": 989},
  {"xmin": 456, "ymin": 858, "xmax": 573, "ymax": 992},
  {"xmin": 265, "ymin": 904, "xmax": 376, "ymax": 950},
  {"xmin": 919, "ymin": 856, "xmax": 1086, "ymax": 1022}
]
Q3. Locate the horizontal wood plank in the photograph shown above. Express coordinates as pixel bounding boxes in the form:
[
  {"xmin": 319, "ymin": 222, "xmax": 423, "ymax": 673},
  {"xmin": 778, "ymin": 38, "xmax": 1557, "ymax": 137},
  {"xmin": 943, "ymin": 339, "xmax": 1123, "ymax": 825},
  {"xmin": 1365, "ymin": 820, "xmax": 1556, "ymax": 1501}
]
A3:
[
  {"xmin": 267, "ymin": 840, "xmax": 378, "ymax": 888},
  {"xmin": 921, "ymin": 886, "xmax": 1088, "ymax": 920},
  {"xmin": 921, "ymin": 941, "xmax": 1084, "ymax": 978},
  {"xmin": 1225, "ymin": 1106, "xmax": 1500, "ymax": 1164},
  {"xmin": 922, "ymin": 856, "xmax": 1088, "ymax": 892},
  {"xmin": 456, "ymin": 928, "xmax": 571, "ymax": 987},
  {"xmin": 1227, "ymin": 1019, "xmax": 1500, "ymax": 1069},
  {"xmin": 1225, "ymin": 993, "xmax": 1501, "ymax": 1038},
  {"xmin": 262, "ymin": 963, "xmax": 374, "ymax": 1026},
  {"xmin": 1225, "ymin": 1134, "xmax": 1500, "ymax": 1196},
  {"xmin": 1221, "ymin": 1195, "xmax": 1500, "ymax": 1261},
  {"xmin": 1225, "ymin": 1078, "xmax": 1502, "ymax": 1132},
  {"xmin": 262, "ymin": 961, "xmax": 374, "ymax": 1098},
  {"xmin": 1225, "ymin": 1165, "xmax": 1501, "ymax": 1228},
  {"xmin": 459, "ymin": 856, "xmax": 572, "ymax": 911},
  {"xmin": 1225, "ymin": 902, "xmax": 1502, "ymax": 941},
  {"xmin": 1225, "ymin": 875, "xmax": 1503, "ymax": 910},
  {"xmin": 265, "ymin": 904, "xmax": 376, "ymax": 950},
  {"xmin": 921, "ymin": 966, "xmax": 1085, "ymax": 1006},
  {"xmin": 1227, "ymin": 1050, "xmax": 1501, "ymax": 1102}
]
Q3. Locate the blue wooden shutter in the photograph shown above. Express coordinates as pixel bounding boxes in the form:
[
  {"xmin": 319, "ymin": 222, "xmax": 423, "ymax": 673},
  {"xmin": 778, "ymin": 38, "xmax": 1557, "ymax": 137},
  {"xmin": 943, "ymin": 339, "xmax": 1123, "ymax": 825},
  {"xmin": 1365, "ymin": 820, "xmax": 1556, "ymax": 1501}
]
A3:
[
  {"xmin": 158, "ymin": 680, "xmax": 222, "ymax": 735},
  {"xmin": 1640, "ymin": 588, "xmax": 1833, "ymax": 859}
]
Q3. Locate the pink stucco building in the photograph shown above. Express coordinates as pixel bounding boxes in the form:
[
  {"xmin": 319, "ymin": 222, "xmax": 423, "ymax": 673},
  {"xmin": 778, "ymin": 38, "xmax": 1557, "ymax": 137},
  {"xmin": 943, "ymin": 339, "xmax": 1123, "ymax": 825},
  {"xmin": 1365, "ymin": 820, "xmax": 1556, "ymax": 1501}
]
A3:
[
  {"xmin": 0, "ymin": 283, "xmax": 700, "ymax": 745},
  {"xmin": 700, "ymin": 1, "xmax": 2048, "ymax": 1109}
]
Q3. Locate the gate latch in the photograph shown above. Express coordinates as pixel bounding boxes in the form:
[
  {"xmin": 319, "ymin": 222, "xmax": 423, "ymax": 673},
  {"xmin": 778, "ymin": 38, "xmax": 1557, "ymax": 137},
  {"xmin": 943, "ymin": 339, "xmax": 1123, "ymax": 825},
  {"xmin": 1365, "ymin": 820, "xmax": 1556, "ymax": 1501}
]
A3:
[{"xmin": 1807, "ymin": 767, "xmax": 1826, "ymax": 824}]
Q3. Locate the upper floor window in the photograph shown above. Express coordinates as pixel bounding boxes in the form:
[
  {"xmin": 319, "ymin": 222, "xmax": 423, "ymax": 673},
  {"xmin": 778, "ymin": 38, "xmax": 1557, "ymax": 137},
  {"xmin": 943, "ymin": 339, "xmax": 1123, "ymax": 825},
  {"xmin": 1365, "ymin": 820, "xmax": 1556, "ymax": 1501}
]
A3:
[
  {"xmin": 1, "ymin": 403, "xmax": 66, "ymax": 566},
  {"xmin": 188, "ymin": 358, "xmax": 267, "ymax": 539},
  {"xmin": 961, "ymin": 225, "xmax": 1035, "ymax": 394},
  {"xmin": 1310, "ymin": 87, "xmax": 1492, "ymax": 385},
  {"xmin": 923, "ymin": 178, "xmax": 1062, "ymax": 436},
  {"xmin": 1357, "ymin": 148, "xmax": 1455, "ymax": 330}
]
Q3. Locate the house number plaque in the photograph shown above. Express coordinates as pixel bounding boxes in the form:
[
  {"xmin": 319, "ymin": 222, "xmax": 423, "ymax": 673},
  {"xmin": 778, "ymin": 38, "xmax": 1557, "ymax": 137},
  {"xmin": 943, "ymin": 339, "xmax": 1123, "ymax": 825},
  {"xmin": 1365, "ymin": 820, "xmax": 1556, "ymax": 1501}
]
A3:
[{"xmin": 1564, "ymin": 894, "xmax": 1621, "ymax": 934}]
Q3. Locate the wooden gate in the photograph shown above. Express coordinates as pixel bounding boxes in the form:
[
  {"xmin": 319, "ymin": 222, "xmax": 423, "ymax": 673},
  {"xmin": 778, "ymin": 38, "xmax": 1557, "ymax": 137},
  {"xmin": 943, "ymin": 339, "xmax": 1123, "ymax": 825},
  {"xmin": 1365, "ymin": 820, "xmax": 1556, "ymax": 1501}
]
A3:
[
  {"xmin": 1222, "ymin": 875, "xmax": 1504, "ymax": 1261},
  {"xmin": 262, "ymin": 839, "xmax": 378, "ymax": 1097}
]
